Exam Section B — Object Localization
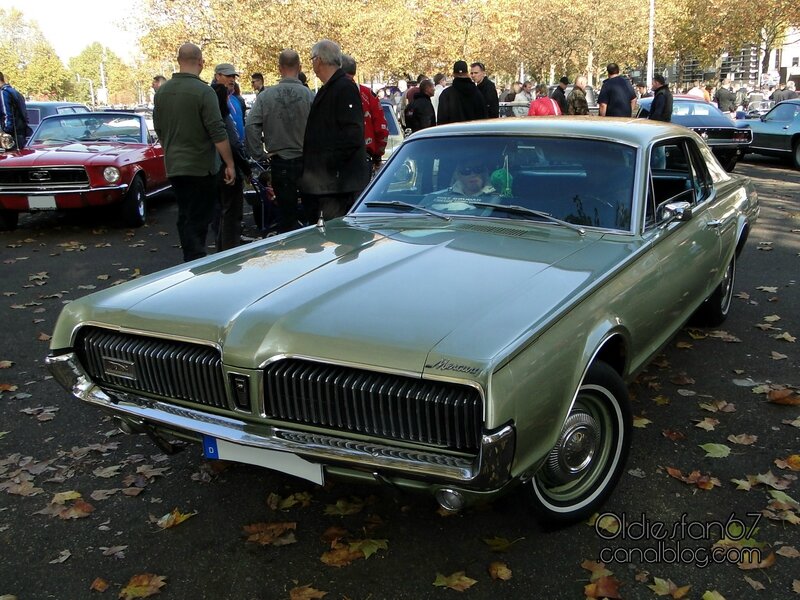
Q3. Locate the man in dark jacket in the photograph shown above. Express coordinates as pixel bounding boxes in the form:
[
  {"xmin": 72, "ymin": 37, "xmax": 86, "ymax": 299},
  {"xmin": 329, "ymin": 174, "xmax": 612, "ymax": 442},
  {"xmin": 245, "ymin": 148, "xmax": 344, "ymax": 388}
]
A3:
[
  {"xmin": 437, "ymin": 61, "xmax": 487, "ymax": 125},
  {"xmin": 648, "ymin": 75, "xmax": 673, "ymax": 122},
  {"xmin": 714, "ymin": 79, "xmax": 736, "ymax": 113},
  {"xmin": 550, "ymin": 76, "xmax": 569, "ymax": 115},
  {"xmin": 470, "ymin": 62, "xmax": 499, "ymax": 118},
  {"xmin": 405, "ymin": 79, "xmax": 436, "ymax": 132},
  {"xmin": 0, "ymin": 72, "xmax": 32, "ymax": 149},
  {"xmin": 300, "ymin": 39, "xmax": 369, "ymax": 222}
]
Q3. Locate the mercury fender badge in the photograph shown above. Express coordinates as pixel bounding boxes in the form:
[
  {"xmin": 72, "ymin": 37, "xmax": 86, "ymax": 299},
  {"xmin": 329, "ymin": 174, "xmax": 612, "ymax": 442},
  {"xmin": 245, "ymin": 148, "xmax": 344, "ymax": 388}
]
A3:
[{"xmin": 102, "ymin": 357, "xmax": 137, "ymax": 380}]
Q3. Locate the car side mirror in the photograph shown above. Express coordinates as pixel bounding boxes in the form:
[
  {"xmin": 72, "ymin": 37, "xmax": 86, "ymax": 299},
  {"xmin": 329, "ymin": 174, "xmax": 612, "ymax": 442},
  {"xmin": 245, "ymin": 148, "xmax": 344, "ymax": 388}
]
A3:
[{"xmin": 662, "ymin": 200, "xmax": 693, "ymax": 223}]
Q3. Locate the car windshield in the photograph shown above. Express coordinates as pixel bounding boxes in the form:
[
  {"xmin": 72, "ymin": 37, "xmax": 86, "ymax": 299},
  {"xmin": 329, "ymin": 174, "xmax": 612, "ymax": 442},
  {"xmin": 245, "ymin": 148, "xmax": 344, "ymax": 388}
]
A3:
[
  {"xmin": 30, "ymin": 114, "xmax": 144, "ymax": 144},
  {"xmin": 356, "ymin": 135, "xmax": 636, "ymax": 231}
]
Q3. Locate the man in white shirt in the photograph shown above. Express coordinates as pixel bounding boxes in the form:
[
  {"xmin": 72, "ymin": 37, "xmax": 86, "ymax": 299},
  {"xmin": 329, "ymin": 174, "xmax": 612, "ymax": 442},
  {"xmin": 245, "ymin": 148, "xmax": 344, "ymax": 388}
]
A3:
[{"xmin": 432, "ymin": 73, "xmax": 447, "ymax": 118}]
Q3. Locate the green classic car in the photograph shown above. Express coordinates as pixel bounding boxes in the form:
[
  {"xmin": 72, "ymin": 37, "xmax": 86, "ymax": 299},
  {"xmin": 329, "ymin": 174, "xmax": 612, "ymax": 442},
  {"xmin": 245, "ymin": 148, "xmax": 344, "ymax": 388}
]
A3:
[{"xmin": 47, "ymin": 117, "xmax": 758, "ymax": 524}]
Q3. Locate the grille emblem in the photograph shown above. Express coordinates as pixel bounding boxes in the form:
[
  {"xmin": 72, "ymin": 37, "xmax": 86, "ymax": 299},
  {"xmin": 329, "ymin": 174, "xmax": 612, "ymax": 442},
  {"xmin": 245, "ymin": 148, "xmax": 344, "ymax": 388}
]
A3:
[
  {"xmin": 29, "ymin": 170, "xmax": 51, "ymax": 181},
  {"xmin": 102, "ymin": 357, "xmax": 137, "ymax": 380}
]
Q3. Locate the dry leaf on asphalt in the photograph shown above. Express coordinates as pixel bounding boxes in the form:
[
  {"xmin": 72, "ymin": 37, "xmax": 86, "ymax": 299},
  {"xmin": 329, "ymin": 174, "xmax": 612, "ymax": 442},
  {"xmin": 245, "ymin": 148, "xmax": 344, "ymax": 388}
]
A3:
[
  {"xmin": 584, "ymin": 575, "xmax": 622, "ymax": 599},
  {"xmin": 488, "ymin": 561, "xmax": 512, "ymax": 581},
  {"xmin": 727, "ymin": 434, "xmax": 758, "ymax": 445},
  {"xmin": 648, "ymin": 576, "xmax": 691, "ymax": 598},
  {"xmin": 483, "ymin": 536, "xmax": 524, "ymax": 552},
  {"xmin": 768, "ymin": 389, "xmax": 800, "ymax": 405},
  {"xmin": 699, "ymin": 443, "xmax": 731, "ymax": 458},
  {"xmin": 433, "ymin": 571, "xmax": 477, "ymax": 592},
  {"xmin": 89, "ymin": 578, "xmax": 109, "ymax": 592},
  {"xmin": 581, "ymin": 559, "xmax": 613, "ymax": 581},
  {"xmin": 152, "ymin": 508, "xmax": 197, "ymax": 530},
  {"xmin": 119, "ymin": 574, "xmax": 167, "ymax": 599},
  {"xmin": 289, "ymin": 585, "xmax": 327, "ymax": 600},
  {"xmin": 242, "ymin": 522, "xmax": 297, "ymax": 546},
  {"xmin": 665, "ymin": 467, "xmax": 720, "ymax": 490}
]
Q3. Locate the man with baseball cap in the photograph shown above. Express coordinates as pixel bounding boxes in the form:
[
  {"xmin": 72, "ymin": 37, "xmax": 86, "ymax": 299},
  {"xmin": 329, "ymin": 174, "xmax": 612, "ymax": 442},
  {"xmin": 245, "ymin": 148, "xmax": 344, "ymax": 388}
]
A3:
[{"xmin": 436, "ymin": 60, "xmax": 487, "ymax": 125}]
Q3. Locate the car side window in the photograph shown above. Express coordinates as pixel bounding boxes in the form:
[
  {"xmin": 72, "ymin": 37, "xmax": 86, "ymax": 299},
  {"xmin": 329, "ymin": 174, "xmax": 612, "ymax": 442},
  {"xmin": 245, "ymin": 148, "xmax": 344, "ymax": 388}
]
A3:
[
  {"xmin": 57, "ymin": 107, "xmax": 75, "ymax": 115},
  {"xmin": 646, "ymin": 139, "xmax": 694, "ymax": 228},
  {"xmin": 765, "ymin": 104, "xmax": 796, "ymax": 122}
]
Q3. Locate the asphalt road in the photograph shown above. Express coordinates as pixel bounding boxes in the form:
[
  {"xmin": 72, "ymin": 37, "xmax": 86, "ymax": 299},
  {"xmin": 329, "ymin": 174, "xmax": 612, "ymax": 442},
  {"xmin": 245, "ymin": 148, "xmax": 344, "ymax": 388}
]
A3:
[{"xmin": 0, "ymin": 155, "xmax": 798, "ymax": 600}]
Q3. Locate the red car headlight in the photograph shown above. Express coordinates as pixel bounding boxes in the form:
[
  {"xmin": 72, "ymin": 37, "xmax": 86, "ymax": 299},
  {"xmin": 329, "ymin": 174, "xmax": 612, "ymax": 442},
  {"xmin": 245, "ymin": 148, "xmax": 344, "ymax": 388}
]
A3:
[{"xmin": 102, "ymin": 167, "xmax": 121, "ymax": 183}]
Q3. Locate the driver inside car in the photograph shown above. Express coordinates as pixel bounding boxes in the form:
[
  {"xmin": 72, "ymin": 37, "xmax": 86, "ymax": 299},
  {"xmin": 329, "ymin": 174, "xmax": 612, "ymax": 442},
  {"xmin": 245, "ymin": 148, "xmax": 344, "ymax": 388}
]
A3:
[{"xmin": 424, "ymin": 160, "xmax": 498, "ymax": 211}]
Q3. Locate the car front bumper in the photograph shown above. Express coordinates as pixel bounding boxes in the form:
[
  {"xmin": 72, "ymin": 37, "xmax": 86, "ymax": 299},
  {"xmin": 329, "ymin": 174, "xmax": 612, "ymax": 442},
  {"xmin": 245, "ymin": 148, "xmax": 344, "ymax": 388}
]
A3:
[
  {"xmin": 0, "ymin": 184, "xmax": 128, "ymax": 211},
  {"xmin": 46, "ymin": 352, "xmax": 516, "ymax": 494}
]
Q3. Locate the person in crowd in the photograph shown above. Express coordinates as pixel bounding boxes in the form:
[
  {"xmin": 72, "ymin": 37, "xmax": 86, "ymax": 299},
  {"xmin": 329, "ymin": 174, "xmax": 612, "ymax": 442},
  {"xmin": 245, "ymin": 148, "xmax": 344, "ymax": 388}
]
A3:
[
  {"xmin": 298, "ymin": 72, "xmax": 310, "ymax": 88},
  {"xmin": 771, "ymin": 82, "xmax": 787, "ymax": 102},
  {"xmin": 246, "ymin": 49, "xmax": 315, "ymax": 233},
  {"xmin": 703, "ymin": 83, "xmax": 714, "ymax": 102},
  {"xmin": 520, "ymin": 81, "xmax": 534, "ymax": 102},
  {"xmin": 300, "ymin": 39, "xmax": 369, "ymax": 222},
  {"xmin": 341, "ymin": 54, "xmax": 389, "ymax": 171},
  {"xmin": 214, "ymin": 63, "xmax": 245, "ymax": 141},
  {"xmin": 635, "ymin": 82, "xmax": 649, "ymax": 99},
  {"xmin": 714, "ymin": 79, "xmax": 736, "ymax": 113},
  {"xmin": 405, "ymin": 79, "xmax": 436, "ymax": 132},
  {"xmin": 528, "ymin": 83, "xmax": 561, "ymax": 115},
  {"xmin": 210, "ymin": 82, "xmax": 249, "ymax": 251},
  {"xmin": 152, "ymin": 75, "xmax": 167, "ymax": 93},
  {"xmin": 437, "ymin": 61, "xmax": 487, "ymax": 125},
  {"xmin": 153, "ymin": 43, "xmax": 234, "ymax": 262},
  {"xmin": 550, "ymin": 76, "xmax": 569, "ymax": 114},
  {"xmin": 432, "ymin": 72, "xmax": 447, "ymax": 117},
  {"xmin": 598, "ymin": 63, "xmax": 636, "ymax": 117},
  {"xmin": 251, "ymin": 72, "xmax": 265, "ymax": 95},
  {"xmin": 647, "ymin": 74, "xmax": 673, "ymax": 122},
  {"xmin": 785, "ymin": 81, "xmax": 798, "ymax": 100},
  {"xmin": 500, "ymin": 81, "xmax": 522, "ymax": 102},
  {"xmin": 0, "ymin": 71, "xmax": 32, "ymax": 149},
  {"xmin": 567, "ymin": 76, "xmax": 590, "ymax": 115},
  {"xmin": 686, "ymin": 80, "xmax": 705, "ymax": 99},
  {"xmin": 233, "ymin": 81, "xmax": 247, "ymax": 115},
  {"xmin": 470, "ymin": 62, "xmax": 499, "ymax": 118}
]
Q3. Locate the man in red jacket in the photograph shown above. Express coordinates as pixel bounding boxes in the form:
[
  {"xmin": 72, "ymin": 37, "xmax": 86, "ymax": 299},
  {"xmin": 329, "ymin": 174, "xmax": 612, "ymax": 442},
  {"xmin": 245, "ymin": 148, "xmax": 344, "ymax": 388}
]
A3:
[{"xmin": 342, "ymin": 54, "xmax": 388, "ymax": 171}]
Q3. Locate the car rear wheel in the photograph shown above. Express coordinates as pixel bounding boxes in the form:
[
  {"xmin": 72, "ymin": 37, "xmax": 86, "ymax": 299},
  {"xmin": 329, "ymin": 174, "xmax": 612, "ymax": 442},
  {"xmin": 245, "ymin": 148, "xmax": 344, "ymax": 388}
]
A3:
[
  {"xmin": 528, "ymin": 361, "xmax": 631, "ymax": 525},
  {"xmin": 120, "ymin": 176, "xmax": 146, "ymax": 228},
  {"xmin": 693, "ymin": 254, "xmax": 735, "ymax": 327},
  {"xmin": 0, "ymin": 209, "xmax": 19, "ymax": 231}
]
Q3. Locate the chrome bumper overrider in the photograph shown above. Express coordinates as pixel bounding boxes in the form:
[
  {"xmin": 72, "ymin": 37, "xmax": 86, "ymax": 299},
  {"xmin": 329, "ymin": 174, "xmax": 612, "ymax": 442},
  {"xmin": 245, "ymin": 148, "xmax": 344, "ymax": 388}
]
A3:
[{"xmin": 47, "ymin": 352, "xmax": 514, "ymax": 489}]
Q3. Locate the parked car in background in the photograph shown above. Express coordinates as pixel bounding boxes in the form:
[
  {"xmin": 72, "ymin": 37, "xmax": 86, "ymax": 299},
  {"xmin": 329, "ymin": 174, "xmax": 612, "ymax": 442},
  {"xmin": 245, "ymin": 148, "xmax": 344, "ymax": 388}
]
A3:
[
  {"xmin": 25, "ymin": 101, "xmax": 91, "ymax": 128},
  {"xmin": 745, "ymin": 100, "xmax": 774, "ymax": 119},
  {"xmin": 381, "ymin": 99, "xmax": 406, "ymax": 161},
  {"xmin": 548, "ymin": 84, "xmax": 599, "ymax": 115},
  {"xmin": 742, "ymin": 99, "xmax": 800, "ymax": 169},
  {"xmin": 0, "ymin": 112, "xmax": 168, "ymax": 230},
  {"xmin": 637, "ymin": 95, "xmax": 752, "ymax": 171},
  {"xmin": 499, "ymin": 100, "xmax": 531, "ymax": 117},
  {"xmin": 47, "ymin": 118, "xmax": 758, "ymax": 525}
]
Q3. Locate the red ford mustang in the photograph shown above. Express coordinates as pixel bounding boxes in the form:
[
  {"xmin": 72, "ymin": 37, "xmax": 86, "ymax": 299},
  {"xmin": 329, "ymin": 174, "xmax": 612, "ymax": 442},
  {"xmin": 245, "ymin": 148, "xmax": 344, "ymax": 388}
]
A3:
[{"xmin": 0, "ymin": 112, "xmax": 169, "ymax": 230}]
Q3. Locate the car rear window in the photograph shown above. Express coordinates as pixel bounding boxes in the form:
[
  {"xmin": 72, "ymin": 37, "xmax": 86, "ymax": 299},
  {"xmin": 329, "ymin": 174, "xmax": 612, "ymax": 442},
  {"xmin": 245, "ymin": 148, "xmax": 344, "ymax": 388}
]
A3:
[{"xmin": 27, "ymin": 108, "xmax": 42, "ymax": 126}]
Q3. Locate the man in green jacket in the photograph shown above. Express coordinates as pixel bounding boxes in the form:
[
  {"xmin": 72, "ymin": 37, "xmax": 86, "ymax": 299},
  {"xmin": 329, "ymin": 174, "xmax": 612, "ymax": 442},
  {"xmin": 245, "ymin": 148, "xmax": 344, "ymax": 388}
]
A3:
[{"xmin": 154, "ymin": 43, "xmax": 235, "ymax": 262}]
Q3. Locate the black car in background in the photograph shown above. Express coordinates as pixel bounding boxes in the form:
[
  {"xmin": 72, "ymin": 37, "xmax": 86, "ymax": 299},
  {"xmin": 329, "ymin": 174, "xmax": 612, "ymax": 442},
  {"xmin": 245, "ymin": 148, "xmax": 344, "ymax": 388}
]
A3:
[
  {"xmin": 637, "ymin": 95, "xmax": 751, "ymax": 171},
  {"xmin": 26, "ymin": 101, "xmax": 91, "ymax": 128}
]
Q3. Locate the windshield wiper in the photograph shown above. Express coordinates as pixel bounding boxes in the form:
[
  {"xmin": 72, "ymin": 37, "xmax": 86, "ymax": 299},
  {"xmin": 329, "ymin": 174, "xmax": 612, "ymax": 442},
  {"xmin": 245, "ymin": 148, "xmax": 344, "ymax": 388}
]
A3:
[
  {"xmin": 468, "ymin": 201, "xmax": 586, "ymax": 235},
  {"xmin": 364, "ymin": 200, "xmax": 450, "ymax": 221}
]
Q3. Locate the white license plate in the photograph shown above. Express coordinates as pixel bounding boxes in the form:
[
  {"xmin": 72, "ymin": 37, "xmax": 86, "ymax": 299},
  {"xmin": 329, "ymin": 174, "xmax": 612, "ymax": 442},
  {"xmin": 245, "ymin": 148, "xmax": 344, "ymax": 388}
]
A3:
[
  {"xmin": 202, "ymin": 435, "xmax": 324, "ymax": 485},
  {"xmin": 28, "ymin": 195, "xmax": 57, "ymax": 210}
]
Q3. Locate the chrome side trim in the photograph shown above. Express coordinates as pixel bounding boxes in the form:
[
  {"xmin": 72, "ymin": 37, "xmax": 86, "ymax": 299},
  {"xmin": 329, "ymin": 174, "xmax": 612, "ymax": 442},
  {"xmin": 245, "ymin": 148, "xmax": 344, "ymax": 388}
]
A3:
[
  {"xmin": 46, "ymin": 353, "xmax": 514, "ymax": 489},
  {"xmin": 145, "ymin": 184, "xmax": 172, "ymax": 197}
]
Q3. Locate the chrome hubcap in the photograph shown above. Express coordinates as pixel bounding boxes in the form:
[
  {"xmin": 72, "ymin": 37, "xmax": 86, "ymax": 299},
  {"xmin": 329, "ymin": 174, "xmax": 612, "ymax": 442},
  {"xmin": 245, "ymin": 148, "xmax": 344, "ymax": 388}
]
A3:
[{"xmin": 543, "ymin": 411, "xmax": 600, "ymax": 485}]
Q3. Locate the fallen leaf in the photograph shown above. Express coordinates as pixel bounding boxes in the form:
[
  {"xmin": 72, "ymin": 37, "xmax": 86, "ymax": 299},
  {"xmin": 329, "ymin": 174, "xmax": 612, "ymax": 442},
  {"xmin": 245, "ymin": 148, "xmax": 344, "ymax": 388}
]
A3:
[
  {"xmin": 763, "ymin": 315, "xmax": 781, "ymax": 322},
  {"xmin": 433, "ymin": 571, "xmax": 477, "ymax": 592},
  {"xmin": 119, "ymin": 573, "xmax": 167, "ymax": 599},
  {"xmin": 153, "ymin": 508, "xmax": 197, "ymax": 530},
  {"xmin": 662, "ymin": 429, "xmax": 686, "ymax": 441},
  {"xmin": 483, "ymin": 536, "xmax": 524, "ymax": 552},
  {"xmin": 701, "ymin": 591, "xmax": 726, "ymax": 600},
  {"xmin": 52, "ymin": 490, "xmax": 82, "ymax": 505},
  {"xmin": 783, "ymin": 417, "xmax": 800, "ymax": 428},
  {"xmin": 670, "ymin": 374, "xmax": 695, "ymax": 385},
  {"xmin": 584, "ymin": 575, "xmax": 622, "ymax": 599},
  {"xmin": 320, "ymin": 542, "xmax": 364, "ymax": 567},
  {"xmin": 756, "ymin": 286, "xmax": 778, "ymax": 293},
  {"xmin": 348, "ymin": 538, "xmax": 387, "ymax": 559},
  {"xmin": 695, "ymin": 417, "xmax": 720, "ymax": 431},
  {"xmin": 727, "ymin": 434, "xmax": 757, "ymax": 446},
  {"xmin": 324, "ymin": 497, "xmax": 364, "ymax": 516},
  {"xmin": 267, "ymin": 491, "xmax": 313, "ymax": 511},
  {"xmin": 775, "ymin": 455, "xmax": 800, "ymax": 471},
  {"xmin": 48, "ymin": 549, "xmax": 71, "ymax": 564},
  {"xmin": 633, "ymin": 416, "xmax": 652, "ymax": 428},
  {"xmin": 581, "ymin": 559, "xmax": 613, "ymax": 581},
  {"xmin": 488, "ymin": 561, "xmax": 512, "ymax": 581},
  {"xmin": 743, "ymin": 575, "xmax": 765, "ymax": 591},
  {"xmin": 101, "ymin": 545, "xmax": 128, "ymax": 557},
  {"xmin": 699, "ymin": 443, "xmax": 731, "ymax": 458},
  {"xmin": 666, "ymin": 467, "xmax": 720, "ymax": 490},
  {"xmin": 648, "ymin": 576, "xmax": 690, "ymax": 598},
  {"xmin": 92, "ymin": 465, "xmax": 122, "ymax": 478},
  {"xmin": 289, "ymin": 585, "xmax": 327, "ymax": 600},
  {"xmin": 243, "ymin": 522, "xmax": 297, "ymax": 546},
  {"xmin": 776, "ymin": 545, "xmax": 800, "ymax": 558},
  {"xmin": 0, "ymin": 360, "xmax": 13, "ymax": 368},
  {"xmin": 699, "ymin": 399, "xmax": 736, "ymax": 413},
  {"xmin": 37, "ymin": 332, "xmax": 51, "ymax": 342},
  {"xmin": 738, "ymin": 551, "xmax": 775, "ymax": 570},
  {"xmin": 89, "ymin": 578, "xmax": 109, "ymax": 592},
  {"xmin": 774, "ymin": 332, "xmax": 797, "ymax": 343},
  {"xmin": 768, "ymin": 389, "xmax": 800, "ymax": 405}
]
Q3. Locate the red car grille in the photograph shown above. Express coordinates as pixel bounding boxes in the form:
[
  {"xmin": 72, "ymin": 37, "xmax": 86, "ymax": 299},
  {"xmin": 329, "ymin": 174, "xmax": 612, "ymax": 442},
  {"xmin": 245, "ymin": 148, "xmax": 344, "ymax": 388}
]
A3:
[{"xmin": 0, "ymin": 167, "xmax": 90, "ymax": 191}]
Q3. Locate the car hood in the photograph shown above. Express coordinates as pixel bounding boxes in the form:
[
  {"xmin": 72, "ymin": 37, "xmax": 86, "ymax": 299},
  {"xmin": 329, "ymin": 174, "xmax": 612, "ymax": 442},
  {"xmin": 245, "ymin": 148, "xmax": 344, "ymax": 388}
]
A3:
[
  {"xmin": 55, "ymin": 219, "xmax": 635, "ymax": 378},
  {"xmin": 0, "ymin": 143, "xmax": 137, "ymax": 166}
]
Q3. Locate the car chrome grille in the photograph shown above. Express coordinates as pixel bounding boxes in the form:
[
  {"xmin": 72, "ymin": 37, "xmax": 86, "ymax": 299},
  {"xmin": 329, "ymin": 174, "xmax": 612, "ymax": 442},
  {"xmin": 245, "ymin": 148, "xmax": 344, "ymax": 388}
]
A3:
[
  {"xmin": 264, "ymin": 359, "xmax": 483, "ymax": 452},
  {"xmin": 76, "ymin": 327, "xmax": 228, "ymax": 409},
  {"xmin": 0, "ymin": 166, "xmax": 90, "ymax": 190}
]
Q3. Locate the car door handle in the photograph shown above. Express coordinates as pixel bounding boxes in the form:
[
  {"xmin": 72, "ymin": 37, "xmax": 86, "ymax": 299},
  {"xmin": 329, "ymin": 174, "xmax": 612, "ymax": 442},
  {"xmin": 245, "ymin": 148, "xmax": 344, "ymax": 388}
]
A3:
[{"xmin": 707, "ymin": 219, "xmax": 728, "ymax": 228}]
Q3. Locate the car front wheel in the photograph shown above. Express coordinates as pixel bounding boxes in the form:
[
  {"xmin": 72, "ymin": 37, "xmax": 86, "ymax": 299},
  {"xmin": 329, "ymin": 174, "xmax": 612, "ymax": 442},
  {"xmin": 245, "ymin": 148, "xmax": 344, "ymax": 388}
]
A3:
[
  {"xmin": 793, "ymin": 139, "xmax": 800, "ymax": 170},
  {"xmin": 0, "ymin": 209, "xmax": 19, "ymax": 231},
  {"xmin": 528, "ymin": 361, "xmax": 631, "ymax": 525},
  {"xmin": 120, "ymin": 176, "xmax": 146, "ymax": 228}
]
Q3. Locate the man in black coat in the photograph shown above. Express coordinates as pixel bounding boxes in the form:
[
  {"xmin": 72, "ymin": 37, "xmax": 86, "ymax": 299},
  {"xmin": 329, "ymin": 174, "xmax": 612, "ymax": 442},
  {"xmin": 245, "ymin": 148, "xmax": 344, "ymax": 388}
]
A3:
[
  {"xmin": 714, "ymin": 79, "xmax": 737, "ymax": 113},
  {"xmin": 550, "ymin": 76, "xmax": 569, "ymax": 115},
  {"xmin": 300, "ymin": 39, "xmax": 370, "ymax": 221},
  {"xmin": 405, "ymin": 79, "xmax": 436, "ymax": 132},
  {"xmin": 648, "ymin": 75, "xmax": 673, "ymax": 122},
  {"xmin": 470, "ymin": 62, "xmax": 499, "ymax": 118},
  {"xmin": 437, "ymin": 61, "xmax": 487, "ymax": 125}
]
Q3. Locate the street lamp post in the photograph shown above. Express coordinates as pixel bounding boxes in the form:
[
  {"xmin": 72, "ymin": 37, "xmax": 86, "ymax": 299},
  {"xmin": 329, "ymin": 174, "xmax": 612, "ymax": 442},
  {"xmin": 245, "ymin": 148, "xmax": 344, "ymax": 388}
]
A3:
[
  {"xmin": 76, "ymin": 74, "xmax": 95, "ymax": 107},
  {"xmin": 646, "ymin": 0, "xmax": 655, "ymax": 86}
]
